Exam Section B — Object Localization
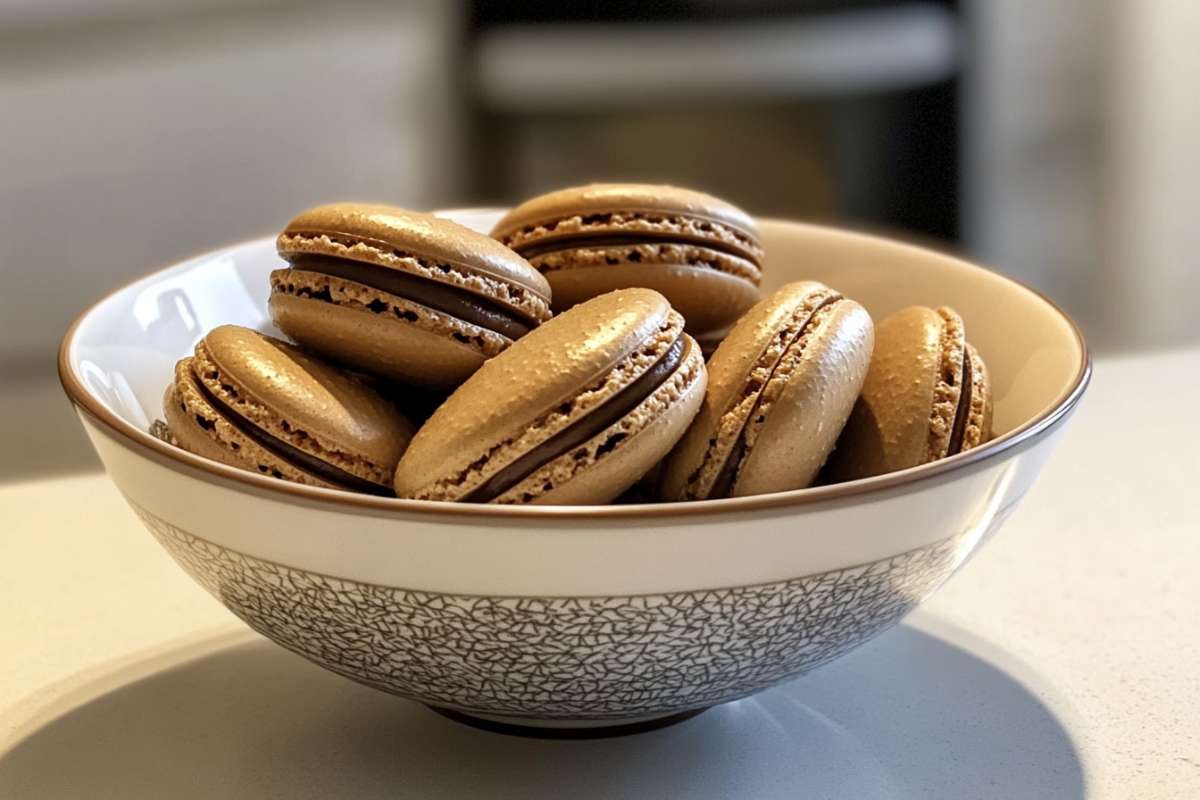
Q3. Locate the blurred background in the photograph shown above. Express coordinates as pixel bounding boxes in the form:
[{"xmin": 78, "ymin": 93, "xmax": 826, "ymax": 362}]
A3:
[{"xmin": 2, "ymin": 0, "xmax": 1198, "ymax": 480}]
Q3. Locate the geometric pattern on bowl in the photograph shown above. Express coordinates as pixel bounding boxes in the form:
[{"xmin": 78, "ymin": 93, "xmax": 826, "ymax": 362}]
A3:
[{"xmin": 136, "ymin": 505, "xmax": 972, "ymax": 720}]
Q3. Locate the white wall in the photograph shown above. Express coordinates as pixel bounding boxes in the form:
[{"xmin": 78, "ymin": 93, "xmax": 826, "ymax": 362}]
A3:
[
  {"xmin": 0, "ymin": 0, "xmax": 460, "ymax": 376},
  {"xmin": 964, "ymin": 0, "xmax": 1200, "ymax": 352},
  {"xmin": 962, "ymin": 0, "xmax": 1106, "ymax": 336},
  {"xmin": 0, "ymin": 0, "xmax": 459, "ymax": 478},
  {"xmin": 1105, "ymin": 0, "xmax": 1200, "ymax": 349}
]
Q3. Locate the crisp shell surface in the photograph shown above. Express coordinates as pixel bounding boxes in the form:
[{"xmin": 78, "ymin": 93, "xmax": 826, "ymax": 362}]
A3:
[
  {"xmin": 824, "ymin": 305, "xmax": 971, "ymax": 481},
  {"xmin": 659, "ymin": 281, "xmax": 841, "ymax": 501},
  {"xmin": 164, "ymin": 357, "xmax": 341, "ymax": 488},
  {"xmin": 393, "ymin": 289, "xmax": 684, "ymax": 502},
  {"xmin": 495, "ymin": 335, "xmax": 706, "ymax": 504},
  {"xmin": 731, "ymin": 299, "xmax": 874, "ymax": 496},
  {"xmin": 280, "ymin": 203, "xmax": 551, "ymax": 305},
  {"xmin": 194, "ymin": 325, "xmax": 411, "ymax": 486}
]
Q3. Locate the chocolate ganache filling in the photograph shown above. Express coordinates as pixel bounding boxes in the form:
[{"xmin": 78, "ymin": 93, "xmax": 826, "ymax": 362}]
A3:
[
  {"xmin": 515, "ymin": 231, "xmax": 756, "ymax": 262},
  {"xmin": 706, "ymin": 438, "xmax": 746, "ymax": 500},
  {"xmin": 189, "ymin": 368, "xmax": 392, "ymax": 496},
  {"xmin": 464, "ymin": 335, "xmax": 688, "ymax": 502},
  {"xmin": 946, "ymin": 347, "xmax": 973, "ymax": 456},
  {"xmin": 287, "ymin": 254, "xmax": 534, "ymax": 340}
]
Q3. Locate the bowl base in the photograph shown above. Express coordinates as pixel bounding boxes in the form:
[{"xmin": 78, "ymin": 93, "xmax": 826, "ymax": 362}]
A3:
[{"xmin": 427, "ymin": 706, "xmax": 709, "ymax": 739}]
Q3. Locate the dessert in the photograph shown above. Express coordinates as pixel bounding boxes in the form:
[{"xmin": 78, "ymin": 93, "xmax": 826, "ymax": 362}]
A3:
[
  {"xmin": 271, "ymin": 203, "xmax": 551, "ymax": 389},
  {"xmin": 163, "ymin": 325, "xmax": 413, "ymax": 494},
  {"xmin": 659, "ymin": 281, "xmax": 874, "ymax": 500},
  {"xmin": 150, "ymin": 195, "xmax": 1003, "ymax": 504},
  {"xmin": 491, "ymin": 183, "xmax": 763, "ymax": 336},
  {"xmin": 824, "ymin": 305, "xmax": 994, "ymax": 481},
  {"xmin": 393, "ymin": 288, "xmax": 706, "ymax": 504}
]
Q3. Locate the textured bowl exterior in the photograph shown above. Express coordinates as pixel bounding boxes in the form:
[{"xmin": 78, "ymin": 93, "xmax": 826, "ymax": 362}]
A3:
[
  {"xmin": 61, "ymin": 210, "xmax": 1089, "ymax": 724},
  {"xmin": 135, "ymin": 502, "xmax": 973, "ymax": 719},
  {"xmin": 78, "ymin": 410, "xmax": 1060, "ymax": 721}
]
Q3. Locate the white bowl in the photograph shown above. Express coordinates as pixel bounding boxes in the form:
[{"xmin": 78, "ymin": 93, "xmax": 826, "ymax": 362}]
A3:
[{"xmin": 59, "ymin": 210, "xmax": 1089, "ymax": 734}]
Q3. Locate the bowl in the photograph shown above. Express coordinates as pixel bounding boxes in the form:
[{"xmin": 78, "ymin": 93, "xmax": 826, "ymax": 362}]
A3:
[{"xmin": 59, "ymin": 210, "xmax": 1089, "ymax": 735}]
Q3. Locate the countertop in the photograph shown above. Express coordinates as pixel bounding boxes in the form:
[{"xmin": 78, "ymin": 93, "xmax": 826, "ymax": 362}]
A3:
[{"xmin": 2, "ymin": 346, "xmax": 1198, "ymax": 799}]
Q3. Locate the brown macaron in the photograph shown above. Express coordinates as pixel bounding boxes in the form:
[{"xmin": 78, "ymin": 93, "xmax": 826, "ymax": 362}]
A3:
[
  {"xmin": 271, "ymin": 203, "xmax": 552, "ymax": 389},
  {"xmin": 491, "ymin": 183, "xmax": 763, "ymax": 335},
  {"xmin": 393, "ymin": 288, "xmax": 707, "ymax": 504},
  {"xmin": 659, "ymin": 281, "xmax": 874, "ymax": 500},
  {"xmin": 163, "ymin": 325, "xmax": 414, "ymax": 494},
  {"xmin": 825, "ymin": 305, "xmax": 994, "ymax": 481}
]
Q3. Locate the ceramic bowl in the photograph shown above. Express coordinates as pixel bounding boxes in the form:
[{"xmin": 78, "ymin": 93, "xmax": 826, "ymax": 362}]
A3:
[{"xmin": 59, "ymin": 210, "xmax": 1089, "ymax": 734}]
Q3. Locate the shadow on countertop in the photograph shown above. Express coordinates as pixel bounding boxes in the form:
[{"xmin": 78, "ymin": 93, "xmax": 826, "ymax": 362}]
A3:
[{"xmin": 0, "ymin": 620, "xmax": 1084, "ymax": 799}]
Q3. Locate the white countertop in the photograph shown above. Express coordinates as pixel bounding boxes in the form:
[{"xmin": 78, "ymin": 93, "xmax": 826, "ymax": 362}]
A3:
[{"xmin": 2, "ymin": 346, "xmax": 1198, "ymax": 798}]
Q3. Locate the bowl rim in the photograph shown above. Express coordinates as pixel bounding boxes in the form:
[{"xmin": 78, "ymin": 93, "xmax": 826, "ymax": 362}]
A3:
[{"xmin": 58, "ymin": 216, "xmax": 1092, "ymax": 520}]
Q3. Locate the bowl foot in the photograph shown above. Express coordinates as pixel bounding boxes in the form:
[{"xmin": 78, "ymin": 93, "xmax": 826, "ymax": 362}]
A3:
[{"xmin": 426, "ymin": 706, "xmax": 709, "ymax": 739}]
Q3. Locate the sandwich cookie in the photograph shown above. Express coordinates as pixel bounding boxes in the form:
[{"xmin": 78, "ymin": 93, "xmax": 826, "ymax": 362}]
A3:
[
  {"xmin": 825, "ymin": 306, "xmax": 993, "ymax": 481},
  {"xmin": 272, "ymin": 203, "xmax": 552, "ymax": 389},
  {"xmin": 163, "ymin": 325, "xmax": 414, "ymax": 494},
  {"xmin": 393, "ymin": 289, "xmax": 707, "ymax": 504},
  {"xmin": 659, "ymin": 281, "xmax": 874, "ymax": 500},
  {"xmin": 491, "ymin": 184, "xmax": 763, "ymax": 335}
]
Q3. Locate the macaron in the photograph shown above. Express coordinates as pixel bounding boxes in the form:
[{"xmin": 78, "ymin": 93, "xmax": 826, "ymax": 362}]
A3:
[
  {"xmin": 491, "ymin": 183, "xmax": 764, "ymax": 335},
  {"xmin": 163, "ymin": 324, "xmax": 414, "ymax": 494},
  {"xmin": 659, "ymin": 281, "xmax": 874, "ymax": 500},
  {"xmin": 824, "ymin": 306, "xmax": 993, "ymax": 481},
  {"xmin": 393, "ymin": 288, "xmax": 707, "ymax": 504},
  {"xmin": 271, "ymin": 203, "xmax": 552, "ymax": 389}
]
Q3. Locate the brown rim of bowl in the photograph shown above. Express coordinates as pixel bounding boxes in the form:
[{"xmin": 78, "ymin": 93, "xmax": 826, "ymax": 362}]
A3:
[{"xmin": 58, "ymin": 217, "xmax": 1092, "ymax": 521}]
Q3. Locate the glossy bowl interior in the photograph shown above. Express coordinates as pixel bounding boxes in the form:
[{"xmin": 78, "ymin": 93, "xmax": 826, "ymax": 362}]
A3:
[{"xmin": 60, "ymin": 210, "xmax": 1089, "ymax": 728}]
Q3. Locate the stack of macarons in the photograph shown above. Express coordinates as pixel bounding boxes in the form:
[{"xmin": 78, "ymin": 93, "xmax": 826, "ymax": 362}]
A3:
[{"xmin": 159, "ymin": 184, "xmax": 993, "ymax": 505}]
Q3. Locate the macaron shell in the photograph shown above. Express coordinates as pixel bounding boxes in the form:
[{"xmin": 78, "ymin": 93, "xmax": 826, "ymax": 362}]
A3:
[
  {"xmin": 543, "ymin": 261, "xmax": 761, "ymax": 334},
  {"xmin": 732, "ymin": 299, "xmax": 874, "ymax": 496},
  {"xmin": 824, "ymin": 306, "xmax": 960, "ymax": 481},
  {"xmin": 657, "ymin": 281, "xmax": 839, "ymax": 500},
  {"xmin": 492, "ymin": 183, "xmax": 762, "ymax": 262},
  {"xmin": 686, "ymin": 280, "xmax": 835, "ymax": 440},
  {"xmin": 280, "ymin": 203, "xmax": 551, "ymax": 303},
  {"xmin": 498, "ymin": 335, "xmax": 706, "ymax": 504},
  {"xmin": 393, "ymin": 289, "xmax": 678, "ymax": 501},
  {"xmin": 197, "ymin": 325, "xmax": 413, "ymax": 472},
  {"xmin": 269, "ymin": 285, "xmax": 496, "ymax": 389},
  {"xmin": 164, "ymin": 359, "xmax": 338, "ymax": 488}
]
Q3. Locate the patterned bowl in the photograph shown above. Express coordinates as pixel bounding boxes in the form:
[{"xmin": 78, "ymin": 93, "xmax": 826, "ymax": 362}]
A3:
[{"xmin": 59, "ymin": 210, "xmax": 1090, "ymax": 734}]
